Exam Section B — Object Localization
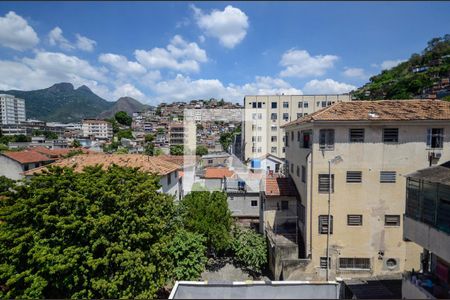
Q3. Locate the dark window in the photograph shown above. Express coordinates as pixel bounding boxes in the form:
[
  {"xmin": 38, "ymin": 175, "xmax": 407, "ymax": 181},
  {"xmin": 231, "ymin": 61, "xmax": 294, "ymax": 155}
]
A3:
[
  {"xmin": 319, "ymin": 174, "xmax": 334, "ymax": 193},
  {"xmin": 339, "ymin": 258, "xmax": 370, "ymax": 270},
  {"xmin": 302, "ymin": 131, "xmax": 311, "ymax": 148},
  {"xmin": 383, "ymin": 128, "xmax": 399, "ymax": 143},
  {"xmin": 384, "ymin": 215, "xmax": 400, "ymax": 226},
  {"xmin": 321, "ymin": 101, "xmax": 327, "ymax": 107},
  {"xmin": 301, "ymin": 166, "xmax": 306, "ymax": 183},
  {"xmin": 380, "ymin": 171, "xmax": 396, "ymax": 183},
  {"xmin": 320, "ymin": 257, "xmax": 331, "ymax": 269},
  {"xmin": 271, "ymin": 102, "xmax": 277, "ymax": 109},
  {"xmin": 271, "ymin": 136, "xmax": 277, "ymax": 142},
  {"xmin": 319, "ymin": 215, "xmax": 333, "ymax": 234},
  {"xmin": 283, "ymin": 101, "xmax": 289, "ymax": 108},
  {"xmin": 281, "ymin": 200, "xmax": 289, "ymax": 210},
  {"xmin": 304, "ymin": 102, "xmax": 309, "ymax": 108},
  {"xmin": 427, "ymin": 128, "xmax": 444, "ymax": 149},
  {"xmin": 298, "ymin": 101, "xmax": 303, "ymax": 108},
  {"xmin": 252, "ymin": 102, "xmax": 257, "ymax": 108},
  {"xmin": 349, "ymin": 128, "xmax": 365, "ymax": 143},
  {"xmin": 297, "ymin": 113, "xmax": 303, "ymax": 119},
  {"xmin": 271, "ymin": 113, "xmax": 277, "ymax": 120},
  {"xmin": 346, "ymin": 171, "xmax": 362, "ymax": 183},
  {"xmin": 251, "ymin": 200, "xmax": 258, "ymax": 207},
  {"xmin": 290, "ymin": 163, "xmax": 294, "ymax": 173},
  {"xmin": 291, "ymin": 131, "xmax": 294, "ymax": 141},
  {"xmin": 167, "ymin": 173, "xmax": 172, "ymax": 185},
  {"xmin": 257, "ymin": 102, "xmax": 262, "ymax": 108},
  {"xmin": 296, "ymin": 165, "xmax": 300, "ymax": 177},
  {"xmin": 297, "ymin": 131, "xmax": 301, "ymax": 142},
  {"xmin": 347, "ymin": 215, "xmax": 363, "ymax": 226},
  {"xmin": 319, "ymin": 129, "xmax": 335, "ymax": 150},
  {"xmin": 285, "ymin": 133, "xmax": 289, "ymax": 147},
  {"xmin": 283, "ymin": 113, "xmax": 289, "ymax": 121}
]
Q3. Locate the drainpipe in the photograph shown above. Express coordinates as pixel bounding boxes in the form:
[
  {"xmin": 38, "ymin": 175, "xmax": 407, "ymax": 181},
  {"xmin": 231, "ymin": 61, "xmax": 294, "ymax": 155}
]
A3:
[
  {"xmin": 308, "ymin": 147, "xmax": 313, "ymax": 259},
  {"xmin": 326, "ymin": 159, "xmax": 331, "ymax": 281}
]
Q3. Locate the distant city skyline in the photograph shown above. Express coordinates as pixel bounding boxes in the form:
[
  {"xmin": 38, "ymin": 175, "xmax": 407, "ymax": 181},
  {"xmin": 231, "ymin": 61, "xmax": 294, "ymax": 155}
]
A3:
[{"xmin": 0, "ymin": 2, "xmax": 449, "ymax": 104}]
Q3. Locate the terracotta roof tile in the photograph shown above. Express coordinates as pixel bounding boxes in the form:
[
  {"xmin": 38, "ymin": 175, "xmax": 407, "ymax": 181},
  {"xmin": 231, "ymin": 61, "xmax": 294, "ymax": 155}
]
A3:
[
  {"xmin": 283, "ymin": 100, "xmax": 450, "ymax": 127},
  {"xmin": 204, "ymin": 167, "xmax": 235, "ymax": 179},
  {"xmin": 158, "ymin": 155, "xmax": 199, "ymax": 167},
  {"xmin": 23, "ymin": 153, "xmax": 180, "ymax": 176},
  {"xmin": 30, "ymin": 146, "xmax": 89, "ymax": 158},
  {"xmin": 265, "ymin": 177, "xmax": 297, "ymax": 197},
  {"xmin": 2, "ymin": 150, "xmax": 55, "ymax": 164}
]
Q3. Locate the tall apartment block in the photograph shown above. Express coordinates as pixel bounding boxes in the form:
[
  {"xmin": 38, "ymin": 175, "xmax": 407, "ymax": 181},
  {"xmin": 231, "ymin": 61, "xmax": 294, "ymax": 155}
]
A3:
[
  {"xmin": 81, "ymin": 119, "xmax": 113, "ymax": 139},
  {"xmin": 0, "ymin": 94, "xmax": 26, "ymax": 125},
  {"xmin": 282, "ymin": 100, "xmax": 450, "ymax": 281},
  {"xmin": 243, "ymin": 94, "xmax": 351, "ymax": 161}
]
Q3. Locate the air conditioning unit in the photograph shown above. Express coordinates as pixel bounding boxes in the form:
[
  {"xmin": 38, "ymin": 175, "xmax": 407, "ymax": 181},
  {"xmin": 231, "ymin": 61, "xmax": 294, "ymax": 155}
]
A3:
[{"xmin": 382, "ymin": 258, "xmax": 400, "ymax": 271}]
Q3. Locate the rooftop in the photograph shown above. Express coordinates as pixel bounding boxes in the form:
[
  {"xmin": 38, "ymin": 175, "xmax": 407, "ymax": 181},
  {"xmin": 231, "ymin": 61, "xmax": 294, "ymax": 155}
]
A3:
[
  {"xmin": 202, "ymin": 152, "xmax": 230, "ymax": 159},
  {"xmin": 31, "ymin": 146, "xmax": 87, "ymax": 158},
  {"xmin": 2, "ymin": 150, "xmax": 55, "ymax": 164},
  {"xmin": 283, "ymin": 99, "xmax": 450, "ymax": 127},
  {"xmin": 23, "ymin": 153, "xmax": 180, "ymax": 176},
  {"xmin": 265, "ymin": 177, "xmax": 297, "ymax": 197},
  {"xmin": 204, "ymin": 167, "xmax": 235, "ymax": 179},
  {"xmin": 406, "ymin": 161, "xmax": 450, "ymax": 185},
  {"xmin": 158, "ymin": 155, "xmax": 199, "ymax": 167}
]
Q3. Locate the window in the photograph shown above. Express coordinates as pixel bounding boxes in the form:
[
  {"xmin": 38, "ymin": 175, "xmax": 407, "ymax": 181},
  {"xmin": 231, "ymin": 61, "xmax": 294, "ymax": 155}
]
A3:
[
  {"xmin": 290, "ymin": 163, "xmax": 294, "ymax": 173},
  {"xmin": 167, "ymin": 173, "xmax": 172, "ymax": 185},
  {"xmin": 282, "ymin": 147, "xmax": 285, "ymax": 153},
  {"xmin": 271, "ymin": 102, "xmax": 277, "ymax": 109},
  {"xmin": 291, "ymin": 131, "xmax": 294, "ymax": 141},
  {"xmin": 320, "ymin": 257, "xmax": 331, "ymax": 269},
  {"xmin": 257, "ymin": 136, "xmax": 262, "ymax": 142},
  {"xmin": 283, "ymin": 101, "xmax": 289, "ymax": 108},
  {"xmin": 230, "ymin": 196, "xmax": 234, "ymax": 201},
  {"xmin": 427, "ymin": 128, "xmax": 444, "ymax": 149},
  {"xmin": 349, "ymin": 128, "xmax": 365, "ymax": 143},
  {"xmin": 297, "ymin": 113, "xmax": 303, "ymax": 119},
  {"xmin": 339, "ymin": 258, "xmax": 370, "ymax": 270},
  {"xmin": 271, "ymin": 136, "xmax": 277, "ymax": 142},
  {"xmin": 271, "ymin": 113, "xmax": 278, "ymax": 120},
  {"xmin": 257, "ymin": 147, "xmax": 262, "ymax": 153},
  {"xmin": 257, "ymin": 102, "xmax": 262, "ymax": 108},
  {"xmin": 383, "ymin": 128, "xmax": 399, "ymax": 143},
  {"xmin": 304, "ymin": 113, "xmax": 308, "ymax": 116},
  {"xmin": 251, "ymin": 200, "xmax": 258, "ymax": 207},
  {"xmin": 304, "ymin": 102, "xmax": 309, "ymax": 108},
  {"xmin": 285, "ymin": 133, "xmax": 289, "ymax": 147},
  {"xmin": 271, "ymin": 125, "xmax": 277, "ymax": 132},
  {"xmin": 302, "ymin": 131, "xmax": 311, "ymax": 148},
  {"xmin": 384, "ymin": 215, "xmax": 400, "ymax": 226},
  {"xmin": 281, "ymin": 200, "xmax": 289, "ymax": 210},
  {"xmin": 208, "ymin": 159, "xmax": 213, "ymax": 164},
  {"xmin": 271, "ymin": 146, "xmax": 277, "ymax": 153},
  {"xmin": 321, "ymin": 101, "xmax": 327, "ymax": 107},
  {"xmin": 346, "ymin": 171, "xmax": 362, "ymax": 183},
  {"xmin": 319, "ymin": 215, "xmax": 333, "ymax": 234},
  {"xmin": 298, "ymin": 101, "xmax": 303, "ymax": 108},
  {"xmin": 319, "ymin": 174, "xmax": 334, "ymax": 193},
  {"xmin": 252, "ymin": 136, "xmax": 256, "ymax": 142},
  {"xmin": 296, "ymin": 165, "xmax": 300, "ymax": 177},
  {"xmin": 319, "ymin": 129, "xmax": 335, "ymax": 150},
  {"xmin": 252, "ymin": 124, "xmax": 256, "ymax": 131},
  {"xmin": 297, "ymin": 131, "xmax": 301, "ymax": 142},
  {"xmin": 257, "ymin": 126, "xmax": 262, "ymax": 131},
  {"xmin": 252, "ymin": 147, "xmax": 256, "ymax": 153},
  {"xmin": 252, "ymin": 102, "xmax": 256, "ymax": 108},
  {"xmin": 380, "ymin": 171, "xmax": 396, "ymax": 183},
  {"xmin": 283, "ymin": 113, "xmax": 289, "ymax": 121},
  {"xmin": 301, "ymin": 166, "xmax": 306, "ymax": 183},
  {"xmin": 257, "ymin": 113, "xmax": 262, "ymax": 120},
  {"xmin": 317, "ymin": 101, "xmax": 320, "ymax": 107},
  {"xmin": 347, "ymin": 215, "xmax": 363, "ymax": 226}
]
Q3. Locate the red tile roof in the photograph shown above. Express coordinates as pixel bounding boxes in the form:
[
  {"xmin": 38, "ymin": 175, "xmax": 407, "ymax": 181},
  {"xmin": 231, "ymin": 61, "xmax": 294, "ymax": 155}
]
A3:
[
  {"xmin": 265, "ymin": 177, "xmax": 297, "ymax": 197},
  {"xmin": 282, "ymin": 99, "xmax": 450, "ymax": 128},
  {"xmin": 204, "ymin": 167, "xmax": 235, "ymax": 179},
  {"xmin": 30, "ymin": 146, "xmax": 85, "ymax": 158},
  {"xmin": 158, "ymin": 155, "xmax": 199, "ymax": 167},
  {"xmin": 2, "ymin": 150, "xmax": 55, "ymax": 164}
]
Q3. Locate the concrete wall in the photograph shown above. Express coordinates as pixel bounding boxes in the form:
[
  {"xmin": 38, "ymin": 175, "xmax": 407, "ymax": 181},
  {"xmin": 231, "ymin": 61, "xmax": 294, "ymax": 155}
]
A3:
[
  {"xmin": 402, "ymin": 277, "xmax": 433, "ymax": 299},
  {"xmin": 0, "ymin": 156, "xmax": 24, "ymax": 180},
  {"xmin": 227, "ymin": 192, "xmax": 260, "ymax": 217},
  {"xmin": 284, "ymin": 121, "xmax": 450, "ymax": 279},
  {"xmin": 159, "ymin": 171, "xmax": 180, "ymax": 199},
  {"xmin": 263, "ymin": 196, "xmax": 298, "ymax": 229},
  {"xmin": 204, "ymin": 178, "xmax": 223, "ymax": 190}
]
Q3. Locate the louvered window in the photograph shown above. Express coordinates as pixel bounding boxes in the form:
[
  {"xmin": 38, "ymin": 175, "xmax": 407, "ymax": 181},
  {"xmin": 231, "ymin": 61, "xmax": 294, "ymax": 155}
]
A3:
[
  {"xmin": 383, "ymin": 128, "xmax": 399, "ymax": 143},
  {"xmin": 349, "ymin": 128, "xmax": 365, "ymax": 142},
  {"xmin": 339, "ymin": 258, "xmax": 371, "ymax": 270},
  {"xmin": 319, "ymin": 215, "xmax": 333, "ymax": 234},
  {"xmin": 380, "ymin": 171, "xmax": 396, "ymax": 183},
  {"xmin": 347, "ymin": 171, "xmax": 362, "ymax": 183},
  {"xmin": 384, "ymin": 215, "xmax": 400, "ymax": 226},
  {"xmin": 347, "ymin": 215, "xmax": 363, "ymax": 226}
]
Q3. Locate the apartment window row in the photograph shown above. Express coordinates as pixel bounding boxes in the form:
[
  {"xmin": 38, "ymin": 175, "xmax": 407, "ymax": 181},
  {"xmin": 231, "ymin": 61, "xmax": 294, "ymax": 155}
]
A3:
[
  {"xmin": 298, "ymin": 101, "xmax": 309, "ymax": 108},
  {"xmin": 319, "ymin": 171, "xmax": 396, "ymax": 192},
  {"xmin": 250, "ymin": 102, "xmax": 265, "ymax": 108},
  {"xmin": 319, "ymin": 257, "xmax": 371, "ymax": 270},
  {"xmin": 319, "ymin": 214, "xmax": 400, "ymax": 233}
]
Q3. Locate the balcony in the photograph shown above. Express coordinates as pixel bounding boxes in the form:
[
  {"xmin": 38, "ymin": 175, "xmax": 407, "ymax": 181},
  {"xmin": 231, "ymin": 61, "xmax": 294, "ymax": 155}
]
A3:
[{"xmin": 402, "ymin": 271, "xmax": 450, "ymax": 299}]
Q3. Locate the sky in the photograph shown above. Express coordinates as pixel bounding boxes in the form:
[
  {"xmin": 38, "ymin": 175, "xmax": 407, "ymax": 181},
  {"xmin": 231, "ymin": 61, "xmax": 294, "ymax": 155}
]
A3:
[{"xmin": 0, "ymin": 2, "xmax": 449, "ymax": 105}]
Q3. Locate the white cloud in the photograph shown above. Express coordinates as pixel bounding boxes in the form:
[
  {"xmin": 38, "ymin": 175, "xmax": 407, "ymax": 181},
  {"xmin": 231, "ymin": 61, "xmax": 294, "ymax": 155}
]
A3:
[
  {"xmin": 198, "ymin": 35, "xmax": 205, "ymax": 43},
  {"xmin": 112, "ymin": 83, "xmax": 145, "ymax": 100},
  {"xmin": 343, "ymin": 67, "xmax": 366, "ymax": 78},
  {"xmin": 303, "ymin": 79, "xmax": 356, "ymax": 94},
  {"xmin": 48, "ymin": 27, "xmax": 74, "ymax": 51},
  {"xmin": 380, "ymin": 59, "xmax": 405, "ymax": 70},
  {"xmin": 134, "ymin": 35, "xmax": 207, "ymax": 73},
  {"xmin": 99, "ymin": 53, "xmax": 146, "ymax": 75},
  {"xmin": 192, "ymin": 5, "xmax": 248, "ymax": 49},
  {"xmin": 75, "ymin": 34, "xmax": 96, "ymax": 52},
  {"xmin": 0, "ymin": 11, "xmax": 39, "ymax": 51},
  {"xmin": 279, "ymin": 49, "xmax": 338, "ymax": 78}
]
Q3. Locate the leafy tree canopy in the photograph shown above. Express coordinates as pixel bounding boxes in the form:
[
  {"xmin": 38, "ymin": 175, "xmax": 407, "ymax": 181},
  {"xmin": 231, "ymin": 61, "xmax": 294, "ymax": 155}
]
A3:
[
  {"xmin": 71, "ymin": 139, "xmax": 82, "ymax": 148},
  {"xmin": 114, "ymin": 111, "xmax": 132, "ymax": 126},
  {"xmin": 231, "ymin": 227, "xmax": 267, "ymax": 275},
  {"xmin": 117, "ymin": 129, "xmax": 133, "ymax": 141},
  {"xmin": 170, "ymin": 145, "xmax": 184, "ymax": 156},
  {"xmin": 195, "ymin": 145, "xmax": 208, "ymax": 156}
]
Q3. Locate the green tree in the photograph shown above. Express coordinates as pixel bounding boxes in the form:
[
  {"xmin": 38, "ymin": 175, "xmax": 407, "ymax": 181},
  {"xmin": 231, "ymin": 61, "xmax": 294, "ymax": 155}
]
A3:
[
  {"xmin": 0, "ymin": 175, "xmax": 14, "ymax": 196},
  {"xmin": 117, "ymin": 129, "xmax": 133, "ymax": 141},
  {"xmin": 195, "ymin": 145, "xmax": 208, "ymax": 156},
  {"xmin": 165, "ymin": 229, "xmax": 207, "ymax": 281},
  {"xmin": 43, "ymin": 131, "xmax": 58, "ymax": 140},
  {"xmin": 157, "ymin": 128, "xmax": 165, "ymax": 135},
  {"xmin": 116, "ymin": 147, "xmax": 129, "ymax": 154},
  {"xmin": 219, "ymin": 132, "xmax": 233, "ymax": 152},
  {"xmin": 72, "ymin": 139, "xmax": 82, "ymax": 148},
  {"xmin": 231, "ymin": 227, "xmax": 267, "ymax": 275},
  {"xmin": 14, "ymin": 135, "xmax": 31, "ymax": 143},
  {"xmin": 170, "ymin": 145, "xmax": 184, "ymax": 156},
  {"xmin": 0, "ymin": 165, "xmax": 177, "ymax": 298},
  {"xmin": 107, "ymin": 118, "xmax": 120, "ymax": 134},
  {"xmin": 144, "ymin": 143, "xmax": 155, "ymax": 156},
  {"xmin": 180, "ymin": 191, "xmax": 232, "ymax": 253},
  {"xmin": 145, "ymin": 134, "xmax": 155, "ymax": 143},
  {"xmin": 114, "ymin": 111, "xmax": 132, "ymax": 126},
  {"xmin": 154, "ymin": 148, "xmax": 163, "ymax": 156}
]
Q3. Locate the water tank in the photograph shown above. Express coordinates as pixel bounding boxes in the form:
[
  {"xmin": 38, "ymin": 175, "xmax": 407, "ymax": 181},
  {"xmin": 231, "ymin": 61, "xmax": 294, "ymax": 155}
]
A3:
[{"xmin": 251, "ymin": 159, "xmax": 261, "ymax": 169}]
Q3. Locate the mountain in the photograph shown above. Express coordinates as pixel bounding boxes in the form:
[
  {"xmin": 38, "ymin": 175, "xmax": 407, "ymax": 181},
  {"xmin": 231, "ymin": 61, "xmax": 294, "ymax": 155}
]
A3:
[
  {"xmin": 353, "ymin": 35, "xmax": 450, "ymax": 100},
  {"xmin": 97, "ymin": 97, "xmax": 151, "ymax": 119},
  {"xmin": 0, "ymin": 83, "xmax": 114, "ymax": 122}
]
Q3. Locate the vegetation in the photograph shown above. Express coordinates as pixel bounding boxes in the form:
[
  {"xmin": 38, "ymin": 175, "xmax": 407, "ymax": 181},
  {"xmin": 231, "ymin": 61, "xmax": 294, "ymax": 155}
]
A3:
[
  {"xmin": 170, "ymin": 145, "xmax": 184, "ymax": 156},
  {"xmin": 114, "ymin": 111, "xmax": 132, "ymax": 126},
  {"xmin": 102, "ymin": 141, "xmax": 120, "ymax": 153},
  {"xmin": 71, "ymin": 139, "xmax": 82, "ymax": 148},
  {"xmin": 154, "ymin": 148, "xmax": 163, "ymax": 156},
  {"xmin": 32, "ymin": 130, "xmax": 58, "ymax": 140},
  {"xmin": 353, "ymin": 35, "xmax": 450, "ymax": 100},
  {"xmin": 195, "ymin": 145, "xmax": 209, "ymax": 156},
  {"xmin": 117, "ymin": 129, "xmax": 133, "ymax": 141},
  {"xmin": 0, "ymin": 134, "xmax": 31, "ymax": 145},
  {"xmin": 0, "ymin": 175, "xmax": 14, "ymax": 196},
  {"xmin": 63, "ymin": 149, "xmax": 84, "ymax": 158},
  {"xmin": 179, "ymin": 191, "xmax": 232, "ymax": 253},
  {"xmin": 231, "ymin": 227, "xmax": 267, "ymax": 275}
]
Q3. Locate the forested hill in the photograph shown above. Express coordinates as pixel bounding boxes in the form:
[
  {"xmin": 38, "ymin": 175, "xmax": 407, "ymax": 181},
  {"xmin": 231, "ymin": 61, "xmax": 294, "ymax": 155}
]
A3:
[{"xmin": 353, "ymin": 35, "xmax": 450, "ymax": 100}]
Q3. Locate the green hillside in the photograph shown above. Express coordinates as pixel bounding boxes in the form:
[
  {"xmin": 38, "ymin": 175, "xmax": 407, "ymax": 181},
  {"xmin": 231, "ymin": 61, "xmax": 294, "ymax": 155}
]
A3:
[{"xmin": 353, "ymin": 35, "xmax": 450, "ymax": 100}]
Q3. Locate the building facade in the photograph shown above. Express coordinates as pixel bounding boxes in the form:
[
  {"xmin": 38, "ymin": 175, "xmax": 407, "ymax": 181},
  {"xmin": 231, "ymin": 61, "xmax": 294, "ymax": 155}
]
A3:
[
  {"xmin": 243, "ymin": 94, "xmax": 351, "ymax": 161},
  {"xmin": 81, "ymin": 119, "xmax": 113, "ymax": 139},
  {"xmin": 283, "ymin": 100, "xmax": 450, "ymax": 281},
  {"xmin": 0, "ymin": 94, "xmax": 26, "ymax": 125}
]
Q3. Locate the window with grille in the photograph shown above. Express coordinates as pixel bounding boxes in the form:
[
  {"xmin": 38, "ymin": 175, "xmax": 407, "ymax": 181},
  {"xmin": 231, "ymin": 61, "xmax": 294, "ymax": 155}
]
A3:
[
  {"xmin": 380, "ymin": 171, "xmax": 396, "ymax": 183},
  {"xmin": 271, "ymin": 102, "xmax": 277, "ymax": 109},
  {"xmin": 257, "ymin": 102, "xmax": 262, "ymax": 108},
  {"xmin": 251, "ymin": 200, "xmax": 258, "ymax": 207},
  {"xmin": 339, "ymin": 258, "xmax": 371, "ymax": 270},
  {"xmin": 298, "ymin": 101, "xmax": 303, "ymax": 108},
  {"xmin": 283, "ymin": 113, "xmax": 289, "ymax": 121},
  {"xmin": 320, "ymin": 257, "xmax": 331, "ymax": 269},
  {"xmin": 304, "ymin": 102, "xmax": 309, "ymax": 108},
  {"xmin": 384, "ymin": 215, "xmax": 400, "ymax": 226},
  {"xmin": 271, "ymin": 113, "xmax": 277, "ymax": 120},
  {"xmin": 319, "ymin": 215, "xmax": 333, "ymax": 234},
  {"xmin": 318, "ymin": 174, "xmax": 334, "ymax": 193},
  {"xmin": 347, "ymin": 214, "xmax": 363, "ymax": 226},
  {"xmin": 347, "ymin": 171, "xmax": 362, "ymax": 183},
  {"xmin": 321, "ymin": 101, "xmax": 327, "ymax": 107},
  {"xmin": 319, "ymin": 129, "xmax": 335, "ymax": 150},
  {"xmin": 283, "ymin": 102, "xmax": 289, "ymax": 108},
  {"xmin": 297, "ymin": 113, "xmax": 303, "ymax": 119},
  {"xmin": 271, "ymin": 147, "xmax": 277, "ymax": 153},
  {"xmin": 349, "ymin": 128, "xmax": 365, "ymax": 143},
  {"xmin": 301, "ymin": 166, "xmax": 306, "ymax": 183},
  {"xmin": 271, "ymin": 136, "xmax": 277, "ymax": 142},
  {"xmin": 257, "ymin": 136, "xmax": 262, "ymax": 142},
  {"xmin": 383, "ymin": 128, "xmax": 399, "ymax": 143},
  {"xmin": 271, "ymin": 126, "xmax": 277, "ymax": 132},
  {"xmin": 427, "ymin": 128, "xmax": 444, "ymax": 149}
]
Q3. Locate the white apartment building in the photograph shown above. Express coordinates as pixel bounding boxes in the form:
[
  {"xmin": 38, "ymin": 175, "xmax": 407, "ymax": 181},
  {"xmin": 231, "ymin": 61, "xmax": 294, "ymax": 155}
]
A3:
[
  {"xmin": 81, "ymin": 119, "xmax": 113, "ymax": 139},
  {"xmin": 243, "ymin": 94, "xmax": 351, "ymax": 161},
  {"xmin": 0, "ymin": 94, "xmax": 26, "ymax": 125},
  {"xmin": 282, "ymin": 100, "xmax": 450, "ymax": 281}
]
